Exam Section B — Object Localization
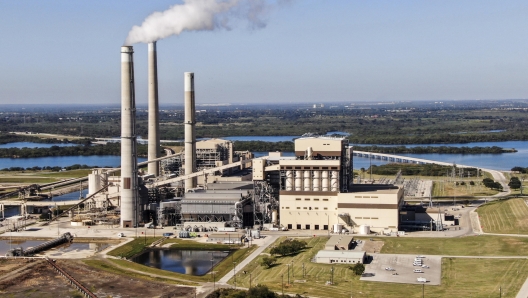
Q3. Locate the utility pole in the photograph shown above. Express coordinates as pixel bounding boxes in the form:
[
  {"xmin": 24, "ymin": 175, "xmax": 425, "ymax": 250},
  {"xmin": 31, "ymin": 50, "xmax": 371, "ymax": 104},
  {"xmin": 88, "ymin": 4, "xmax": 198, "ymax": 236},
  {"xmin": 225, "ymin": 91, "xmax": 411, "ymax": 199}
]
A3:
[{"xmin": 281, "ymin": 274, "xmax": 284, "ymax": 295}]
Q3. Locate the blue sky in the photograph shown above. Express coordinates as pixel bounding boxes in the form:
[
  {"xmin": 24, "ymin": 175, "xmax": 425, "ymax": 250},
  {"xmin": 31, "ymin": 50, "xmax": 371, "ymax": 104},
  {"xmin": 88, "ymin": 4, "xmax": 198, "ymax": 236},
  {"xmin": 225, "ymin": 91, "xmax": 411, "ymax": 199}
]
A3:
[{"xmin": 0, "ymin": 0, "xmax": 527, "ymax": 105}]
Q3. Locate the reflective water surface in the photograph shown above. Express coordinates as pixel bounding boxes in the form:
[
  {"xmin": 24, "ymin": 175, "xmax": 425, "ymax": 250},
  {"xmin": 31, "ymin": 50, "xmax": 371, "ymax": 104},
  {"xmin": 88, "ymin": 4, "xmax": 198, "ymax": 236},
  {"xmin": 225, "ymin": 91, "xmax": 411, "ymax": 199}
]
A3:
[{"xmin": 131, "ymin": 249, "xmax": 230, "ymax": 276}]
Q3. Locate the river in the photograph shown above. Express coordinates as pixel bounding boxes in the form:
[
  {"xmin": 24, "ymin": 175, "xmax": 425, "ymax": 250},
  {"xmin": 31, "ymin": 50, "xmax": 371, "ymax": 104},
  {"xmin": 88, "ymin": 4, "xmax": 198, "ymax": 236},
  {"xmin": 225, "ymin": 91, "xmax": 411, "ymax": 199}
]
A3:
[{"xmin": 1, "ymin": 139, "xmax": 527, "ymax": 171}]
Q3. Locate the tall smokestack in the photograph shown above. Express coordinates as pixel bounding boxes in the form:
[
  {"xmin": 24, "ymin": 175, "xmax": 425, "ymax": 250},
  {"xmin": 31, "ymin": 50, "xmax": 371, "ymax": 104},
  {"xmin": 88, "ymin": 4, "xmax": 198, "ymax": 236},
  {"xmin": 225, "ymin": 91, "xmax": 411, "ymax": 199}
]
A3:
[
  {"xmin": 120, "ymin": 46, "xmax": 138, "ymax": 228},
  {"xmin": 147, "ymin": 41, "xmax": 160, "ymax": 176},
  {"xmin": 184, "ymin": 72, "xmax": 196, "ymax": 190}
]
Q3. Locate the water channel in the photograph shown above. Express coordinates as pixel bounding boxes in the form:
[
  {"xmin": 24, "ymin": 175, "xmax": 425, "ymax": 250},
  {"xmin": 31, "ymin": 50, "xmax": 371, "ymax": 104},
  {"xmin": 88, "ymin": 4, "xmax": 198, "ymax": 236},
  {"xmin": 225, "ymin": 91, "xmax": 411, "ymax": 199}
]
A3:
[
  {"xmin": 131, "ymin": 249, "xmax": 230, "ymax": 275},
  {"xmin": 0, "ymin": 239, "xmax": 110, "ymax": 256}
]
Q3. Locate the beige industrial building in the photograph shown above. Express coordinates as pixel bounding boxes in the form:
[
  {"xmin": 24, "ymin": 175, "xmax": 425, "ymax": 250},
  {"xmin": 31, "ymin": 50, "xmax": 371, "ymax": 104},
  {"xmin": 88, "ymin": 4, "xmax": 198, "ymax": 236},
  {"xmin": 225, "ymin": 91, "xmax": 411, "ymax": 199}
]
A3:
[
  {"xmin": 253, "ymin": 136, "xmax": 404, "ymax": 233},
  {"xmin": 314, "ymin": 250, "xmax": 366, "ymax": 264}
]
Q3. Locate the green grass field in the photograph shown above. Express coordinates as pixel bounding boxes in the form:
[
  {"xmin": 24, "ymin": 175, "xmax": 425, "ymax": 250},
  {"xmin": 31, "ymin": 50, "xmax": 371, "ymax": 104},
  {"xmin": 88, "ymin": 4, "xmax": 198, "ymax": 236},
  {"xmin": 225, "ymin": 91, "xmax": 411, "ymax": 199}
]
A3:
[
  {"xmin": 231, "ymin": 237, "xmax": 528, "ymax": 298},
  {"xmin": 477, "ymin": 198, "xmax": 528, "ymax": 234},
  {"xmin": 371, "ymin": 235, "xmax": 528, "ymax": 256}
]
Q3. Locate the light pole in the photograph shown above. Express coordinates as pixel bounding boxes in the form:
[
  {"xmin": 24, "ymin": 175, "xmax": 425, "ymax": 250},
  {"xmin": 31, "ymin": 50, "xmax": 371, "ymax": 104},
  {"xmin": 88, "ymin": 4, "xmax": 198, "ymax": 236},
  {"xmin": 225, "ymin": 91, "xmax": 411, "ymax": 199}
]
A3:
[
  {"xmin": 287, "ymin": 264, "xmax": 290, "ymax": 285},
  {"xmin": 281, "ymin": 274, "xmax": 284, "ymax": 295},
  {"xmin": 330, "ymin": 266, "xmax": 334, "ymax": 285},
  {"xmin": 291, "ymin": 260, "xmax": 294, "ymax": 278},
  {"xmin": 233, "ymin": 262, "xmax": 237, "ymax": 289}
]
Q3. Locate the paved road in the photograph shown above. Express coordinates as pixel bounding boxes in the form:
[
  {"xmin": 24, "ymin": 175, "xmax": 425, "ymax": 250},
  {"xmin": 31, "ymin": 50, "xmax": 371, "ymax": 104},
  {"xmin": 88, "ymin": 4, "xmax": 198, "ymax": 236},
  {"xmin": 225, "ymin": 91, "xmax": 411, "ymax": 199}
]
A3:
[{"xmin": 194, "ymin": 235, "xmax": 278, "ymax": 297}]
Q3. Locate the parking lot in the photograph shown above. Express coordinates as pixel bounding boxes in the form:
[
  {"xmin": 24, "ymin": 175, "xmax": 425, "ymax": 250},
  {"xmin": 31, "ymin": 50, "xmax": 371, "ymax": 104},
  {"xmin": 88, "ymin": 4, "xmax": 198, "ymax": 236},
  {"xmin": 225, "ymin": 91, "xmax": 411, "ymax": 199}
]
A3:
[{"xmin": 360, "ymin": 254, "xmax": 442, "ymax": 285}]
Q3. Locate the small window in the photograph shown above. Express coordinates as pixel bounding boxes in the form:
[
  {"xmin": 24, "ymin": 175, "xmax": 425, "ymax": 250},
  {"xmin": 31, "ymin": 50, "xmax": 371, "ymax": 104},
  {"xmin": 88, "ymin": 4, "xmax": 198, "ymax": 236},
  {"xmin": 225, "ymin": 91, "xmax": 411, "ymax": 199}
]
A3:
[
  {"xmin": 282, "ymin": 207, "xmax": 284, "ymax": 209},
  {"xmin": 324, "ymin": 207, "xmax": 328, "ymax": 210},
  {"xmin": 363, "ymin": 196, "xmax": 370, "ymax": 198},
  {"xmin": 371, "ymin": 217, "xmax": 378, "ymax": 219},
  {"xmin": 313, "ymin": 167, "xmax": 320, "ymax": 169},
  {"xmin": 296, "ymin": 198, "xmax": 301, "ymax": 201},
  {"xmin": 314, "ymin": 225, "xmax": 320, "ymax": 230},
  {"xmin": 287, "ymin": 224, "xmax": 292, "ymax": 229},
  {"xmin": 286, "ymin": 207, "xmax": 290, "ymax": 209},
  {"xmin": 296, "ymin": 224, "xmax": 301, "ymax": 230},
  {"xmin": 323, "ymin": 199, "xmax": 329, "ymax": 201},
  {"xmin": 304, "ymin": 198, "xmax": 310, "ymax": 201},
  {"xmin": 303, "ymin": 207, "xmax": 307, "ymax": 209},
  {"xmin": 355, "ymin": 217, "xmax": 361, "ymax": 219},
  {"xmin": 314, "ymin": 198, "xmax": 320, "ymax": 201},
  {"xmin": 354, "ymin": 196, "xmax": 361, "ymax": 198},
  {"xmin": 305, "ymin": 224, "xmax": 310, "ymax": 230},
  {"xmin": 314, "ymin": 207, "xmax": 319, "ymax": 210},
  {"xmin": 372, "ymin": 196, "xmax": 378, "ymax": 198},
  {"xmin": 323, "ymin": 225, "xmax": 328, "ymax": 230},
  {"xmin": 296, "ymin": 207, "xmax": 300, "ymax": 209},
  {"xmin": 364, "ymin": 217, "xmax": 370, "ymax": 219}
]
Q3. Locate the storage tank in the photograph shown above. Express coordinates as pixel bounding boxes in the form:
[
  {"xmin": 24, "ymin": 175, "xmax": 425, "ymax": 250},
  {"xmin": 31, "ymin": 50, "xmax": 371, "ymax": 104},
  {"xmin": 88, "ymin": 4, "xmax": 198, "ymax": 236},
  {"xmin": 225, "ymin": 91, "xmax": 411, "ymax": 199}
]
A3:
[
  {"xmin": 295, "ymin": 171, "xmax": 302, "ymax": 191},
  {"xmin": 303, "ymin": 170, "xmax": 311, "ymax": 191},
  {"xmin": 359, "ymin": 225, "xmax": 370, "ymax": 235},
  {"xmin": 271, "ymin": 210, "xmax": 278, "ymax": 224},
  {"xmin": 313, "ymin": 171, "xmax": 320, "ymax": 191},
  {"xmin": 251, "ymin": 230, "xmax": 260, "ymax": 239},
  {"xmin": 333, "ymin": 223, "xmax": 344, "ymax": 234},
  {"xmin": 331, "ymin": 171, "xmax": 339, "ymax": 191},
  {"xmin": 286, "ymin": 170, "xmax": 293, "ymax": 191},
  {"xmin": 321, "ymin": 171, "xmax": 329, "ymax": 191}
]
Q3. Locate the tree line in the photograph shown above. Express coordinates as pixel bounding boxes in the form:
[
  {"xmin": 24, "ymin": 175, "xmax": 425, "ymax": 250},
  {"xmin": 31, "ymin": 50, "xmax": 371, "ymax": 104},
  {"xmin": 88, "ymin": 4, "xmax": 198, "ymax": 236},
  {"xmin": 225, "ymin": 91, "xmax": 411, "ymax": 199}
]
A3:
[
  {"xmin": 0, "ymin": 143, "xmax": 152, "ymax": 158},
  {"xmin": 353, "ymin": 145, "xmax": 514, "ymax": 154}
]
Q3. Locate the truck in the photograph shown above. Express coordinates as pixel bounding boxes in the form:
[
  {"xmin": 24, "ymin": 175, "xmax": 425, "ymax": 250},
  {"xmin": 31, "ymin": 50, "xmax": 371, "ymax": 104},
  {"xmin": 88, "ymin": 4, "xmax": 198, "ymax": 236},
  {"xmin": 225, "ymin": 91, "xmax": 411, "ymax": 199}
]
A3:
[{"xmin": 417, "ymin": 277, "xmax": 427, "ymax": 282}]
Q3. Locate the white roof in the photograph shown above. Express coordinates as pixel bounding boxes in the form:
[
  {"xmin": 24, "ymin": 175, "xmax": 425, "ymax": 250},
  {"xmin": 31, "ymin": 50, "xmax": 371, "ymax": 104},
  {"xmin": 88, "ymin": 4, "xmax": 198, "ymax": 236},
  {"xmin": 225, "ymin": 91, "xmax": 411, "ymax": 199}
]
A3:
[{"xmin": 315, "ymin": 250, "xmax": 366, "ymax": 258}]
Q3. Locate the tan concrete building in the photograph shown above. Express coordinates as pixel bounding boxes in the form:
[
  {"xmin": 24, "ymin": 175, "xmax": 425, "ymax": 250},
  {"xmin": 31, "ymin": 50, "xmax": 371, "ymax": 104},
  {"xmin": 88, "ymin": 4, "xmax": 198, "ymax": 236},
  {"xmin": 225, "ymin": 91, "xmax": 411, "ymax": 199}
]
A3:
[{"xmin": 254, "ymin": 136, "xmax": 404, "ymax": 233}]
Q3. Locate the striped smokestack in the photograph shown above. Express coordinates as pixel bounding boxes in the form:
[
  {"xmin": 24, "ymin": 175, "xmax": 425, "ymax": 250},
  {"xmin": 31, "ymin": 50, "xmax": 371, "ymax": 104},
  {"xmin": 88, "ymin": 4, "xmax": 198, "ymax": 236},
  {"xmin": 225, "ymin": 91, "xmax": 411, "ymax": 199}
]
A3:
[
  {"xmin": 147, "ymin": 41, "xmax": 160, "ymax": 176},
  {"xmin": 120, "ymin": 46, "xmax": 138, "ymax": 228},
  {"xmin": 184, "ymin": 72, "xmax": 196, "ymax": 190}
]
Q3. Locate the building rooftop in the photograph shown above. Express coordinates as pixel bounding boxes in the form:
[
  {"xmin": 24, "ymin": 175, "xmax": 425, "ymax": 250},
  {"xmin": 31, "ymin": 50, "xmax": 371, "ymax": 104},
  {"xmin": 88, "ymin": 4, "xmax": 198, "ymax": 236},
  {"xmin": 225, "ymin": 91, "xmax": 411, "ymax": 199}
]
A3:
[
  {"xmin": 315, "ymin": 250, "xmax": 366, "ymax": 258},
  {"xmin": 325, "ymin": 235, "xmax": 354, "ymax": 250},
  {"xmin": 348, "ymin": 184, "xmax": 400, "ymax": 194}
]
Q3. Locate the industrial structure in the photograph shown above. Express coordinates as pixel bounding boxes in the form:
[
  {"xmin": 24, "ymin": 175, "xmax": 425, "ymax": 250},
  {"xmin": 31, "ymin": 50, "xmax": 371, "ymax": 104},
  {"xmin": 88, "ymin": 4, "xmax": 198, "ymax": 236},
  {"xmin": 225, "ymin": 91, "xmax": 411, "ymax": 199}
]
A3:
[
  {"xmin": 74, "ymin": 44, "xmax": 406, "ymax": 234},
  {"xmin": 253, "ymin": 137, "xmax": 404, "ymax": 234}
]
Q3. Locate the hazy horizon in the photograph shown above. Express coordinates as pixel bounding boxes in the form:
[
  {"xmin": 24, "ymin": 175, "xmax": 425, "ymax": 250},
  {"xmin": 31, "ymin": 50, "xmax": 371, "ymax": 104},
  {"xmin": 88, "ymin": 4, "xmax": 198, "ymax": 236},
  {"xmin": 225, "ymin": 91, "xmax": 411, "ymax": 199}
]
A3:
[{"xmin": 1, "ymin": 1, "xmax": 527, "ymax": 105}]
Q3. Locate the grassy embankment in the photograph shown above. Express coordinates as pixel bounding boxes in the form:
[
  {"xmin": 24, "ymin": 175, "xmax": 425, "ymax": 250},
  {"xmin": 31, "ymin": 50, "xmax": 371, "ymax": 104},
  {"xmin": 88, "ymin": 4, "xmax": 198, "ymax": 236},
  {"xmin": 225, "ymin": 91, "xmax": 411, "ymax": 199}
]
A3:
[
  {"xmin": 83, "ymin": 259, "xmax": 198, "ymax": 286},
  {"xmin": 230, "ymin": 236, "xmax": 528, "ymax": 298},
  {"xmin": 0, "ymin": 169, "xmax": 91, "ymax": 184},
  {"xmin": 477, "ymin": 198, "xmax": 528, "ymax": 234},
  {"xmin": 101, "ymin": 237, "xmax": 257, "ymax": 283}
]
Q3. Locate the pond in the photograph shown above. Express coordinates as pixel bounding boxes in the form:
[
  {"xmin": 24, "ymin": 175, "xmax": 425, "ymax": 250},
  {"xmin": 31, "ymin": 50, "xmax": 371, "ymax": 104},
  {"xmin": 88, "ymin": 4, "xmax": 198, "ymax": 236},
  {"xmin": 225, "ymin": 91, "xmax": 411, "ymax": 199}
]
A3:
[{"xmin": 131, "ymin": 249, "xmax": 230, "ymax": 276}]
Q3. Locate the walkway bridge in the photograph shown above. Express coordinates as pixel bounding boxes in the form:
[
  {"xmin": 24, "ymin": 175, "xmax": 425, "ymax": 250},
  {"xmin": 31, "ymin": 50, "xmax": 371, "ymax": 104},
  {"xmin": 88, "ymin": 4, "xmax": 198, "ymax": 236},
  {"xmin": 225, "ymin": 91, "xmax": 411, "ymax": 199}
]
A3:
[{"xmin": 353, "ymin": 150, "xmax": 475, "ymax": 168}]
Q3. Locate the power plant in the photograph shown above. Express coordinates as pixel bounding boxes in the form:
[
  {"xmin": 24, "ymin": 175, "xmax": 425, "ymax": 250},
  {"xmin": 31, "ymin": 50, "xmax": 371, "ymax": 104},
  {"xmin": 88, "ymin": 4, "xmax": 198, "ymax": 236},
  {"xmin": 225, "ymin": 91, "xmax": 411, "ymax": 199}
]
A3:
[{"xmin": 79, "ymin": 44, "xmax": 404, "ymax": 234}]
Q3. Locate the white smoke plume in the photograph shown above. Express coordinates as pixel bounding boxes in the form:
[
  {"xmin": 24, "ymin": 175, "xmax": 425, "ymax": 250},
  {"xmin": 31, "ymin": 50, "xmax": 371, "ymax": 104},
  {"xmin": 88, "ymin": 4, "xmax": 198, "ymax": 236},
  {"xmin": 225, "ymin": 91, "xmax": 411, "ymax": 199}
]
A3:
[{"xmin": 125, "ymin": 0, "xmax": 291, "ymax": 45}]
